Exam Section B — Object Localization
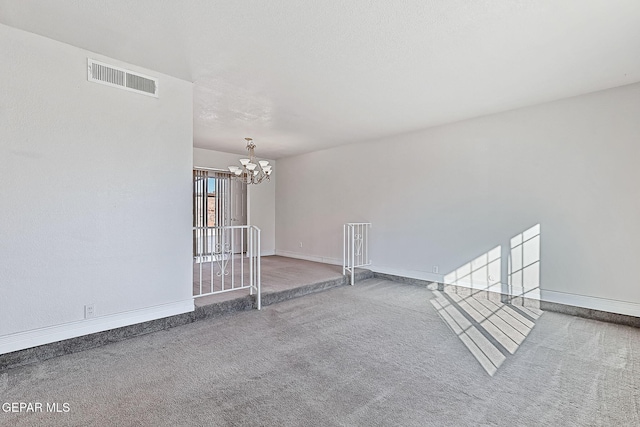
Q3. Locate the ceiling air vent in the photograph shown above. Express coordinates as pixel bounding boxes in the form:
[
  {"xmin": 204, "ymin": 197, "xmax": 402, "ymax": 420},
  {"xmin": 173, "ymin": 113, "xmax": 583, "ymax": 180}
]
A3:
[{"xmin": 87, "ymin": 59, "xmax": 158, "ymax": 97}]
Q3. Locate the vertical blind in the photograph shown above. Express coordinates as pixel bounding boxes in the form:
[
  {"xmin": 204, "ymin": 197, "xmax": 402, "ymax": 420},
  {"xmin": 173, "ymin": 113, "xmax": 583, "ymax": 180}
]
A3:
[
  {"xmin": 193, "ymin": 169, "xmax": 231, "ymax": 256},
  {"xmin": 193, "ymin": 169, "xmax": 230, "ymax": 228}
]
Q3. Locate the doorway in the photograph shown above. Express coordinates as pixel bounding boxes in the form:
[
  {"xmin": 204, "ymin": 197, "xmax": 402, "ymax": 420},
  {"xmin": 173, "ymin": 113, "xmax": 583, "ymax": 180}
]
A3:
[{"xmin": 193, "ymin": 169, "xmax": 247, "ymax": 256}]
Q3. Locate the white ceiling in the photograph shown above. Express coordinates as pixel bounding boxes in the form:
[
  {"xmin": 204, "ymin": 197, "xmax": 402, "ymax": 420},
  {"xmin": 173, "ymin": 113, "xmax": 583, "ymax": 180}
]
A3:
[{"xmin": 2, "ymin": 1, "xmax": 639, "ymax": 159}]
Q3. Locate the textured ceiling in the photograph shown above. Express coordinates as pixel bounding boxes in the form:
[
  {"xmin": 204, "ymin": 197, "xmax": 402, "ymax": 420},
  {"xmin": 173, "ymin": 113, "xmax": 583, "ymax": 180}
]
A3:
[{"xmin": 1, "ymin": 0, "xmax": 639, "ymax": 159}]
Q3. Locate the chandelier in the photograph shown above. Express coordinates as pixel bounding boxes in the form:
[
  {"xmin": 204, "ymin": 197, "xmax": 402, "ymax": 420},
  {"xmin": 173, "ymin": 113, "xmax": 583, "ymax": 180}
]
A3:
[{"xmin": 228, "ymin": 138, "xmax": 272, "ymax": 185}]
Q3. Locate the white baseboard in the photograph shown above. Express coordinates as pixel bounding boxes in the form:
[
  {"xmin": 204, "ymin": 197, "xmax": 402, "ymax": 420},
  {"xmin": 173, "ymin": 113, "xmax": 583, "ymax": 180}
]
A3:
[
  {"xmin": 372, "ymin": 265, "xmax": 640, "ymax": 317},
  {"xmin": 0, "ymin": 299, "xmax": 194, "ymax": 355},
  {"xmin": 440, "ymin": 283, "xmax": 640, "ymax": 318},
  {"xmin": 275, "ymin": 250, "xmax": 342, "ymax": 266},
  {"xmin": 540, "ymin": 289, "xmax": 640, "ymax": 317},
  {"xmin": 372, "ymin": 265, "xmax": 443, "ymax": 284},
  {"xmin": 261, "ymin": 249, "xmax": 276, "ymax": 256},
  {"xmin": 437, "ymin": 282, "xmax": 640, "ymax": 318}
]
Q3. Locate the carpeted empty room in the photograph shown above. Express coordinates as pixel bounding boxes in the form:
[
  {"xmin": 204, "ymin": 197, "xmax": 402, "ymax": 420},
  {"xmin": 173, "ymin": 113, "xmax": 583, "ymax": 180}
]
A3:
[
  {"xmin": 3, "ymin": 1, "xmax": 640, "ymax": 426},
  {"xmin": 2, "ymin": 279, "xmax": 639, "ymax": 426}
]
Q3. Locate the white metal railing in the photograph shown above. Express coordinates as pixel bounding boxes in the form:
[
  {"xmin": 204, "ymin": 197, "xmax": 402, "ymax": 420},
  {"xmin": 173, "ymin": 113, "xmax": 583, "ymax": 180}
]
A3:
[
  {"xmin": 343, "ymin": 223, "xmax": 372, "ymax": 285},
  {"xmin": 193, "ymin": 225, "xmax": 261, "ymax": 310}
]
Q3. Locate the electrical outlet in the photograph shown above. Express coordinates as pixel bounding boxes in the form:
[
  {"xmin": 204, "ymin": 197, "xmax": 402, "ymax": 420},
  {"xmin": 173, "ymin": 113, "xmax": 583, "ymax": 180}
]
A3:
[
  {"xmin": 432, "ymin": 265, "xmax": 439, "ymax": 274},
  {"xmin": 299, "ymin": 241, "xmax": 303, "ymax": 248},
  {"xmin": 85, "ymin": 304, "xmax": 95, "ymax": 319}
]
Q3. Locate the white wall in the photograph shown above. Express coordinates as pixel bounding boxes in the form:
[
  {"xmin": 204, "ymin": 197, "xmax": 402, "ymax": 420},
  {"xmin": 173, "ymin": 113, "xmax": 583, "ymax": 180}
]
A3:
[
  {"xmin": 193, "ymin": 148, "xmax": 276, "ymax": 255},
  {"xmin": 276, "ymin": 82, "xmax": 640, "ymax": 316},
  {"xmin": 0, "ymin": 24, "xmax": 194, "ymax": 352}
]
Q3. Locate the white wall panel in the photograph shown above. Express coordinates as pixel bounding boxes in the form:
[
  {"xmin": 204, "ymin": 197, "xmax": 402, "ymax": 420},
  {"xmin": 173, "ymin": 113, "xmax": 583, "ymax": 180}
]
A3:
[
  {"xmin": 0, "ymin": 24, "xmax": 193, "ymax": 343},
  {"xmin": 276, "ymin": 82, "xmax": 640, "ymax": 312}
]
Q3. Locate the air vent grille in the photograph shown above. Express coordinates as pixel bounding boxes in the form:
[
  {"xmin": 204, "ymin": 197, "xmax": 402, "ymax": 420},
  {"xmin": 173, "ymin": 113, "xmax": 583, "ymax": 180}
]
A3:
[
  {"xmin": 91, "ymin": 62, "xmax": 125, "ymax": 86},
  {"xmin": 88, "ymin": 59, "xmax": 158, "ymax": 97},
  {"xmin": 125, "ymin": 72, "xmax": 156, "ymax": 95}
]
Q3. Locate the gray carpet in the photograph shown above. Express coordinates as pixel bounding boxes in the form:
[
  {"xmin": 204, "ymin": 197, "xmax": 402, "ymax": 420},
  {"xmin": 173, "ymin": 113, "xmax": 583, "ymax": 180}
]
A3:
[{"xmin": 1, "ymin": 278, "xmax": 639, "ymax": 426}]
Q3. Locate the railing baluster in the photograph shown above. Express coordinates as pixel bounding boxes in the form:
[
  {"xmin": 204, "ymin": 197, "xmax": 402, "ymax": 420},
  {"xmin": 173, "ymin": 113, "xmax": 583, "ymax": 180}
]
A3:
[
  {"xmin": 212, "ymin": 228, "xmax": 216, "ymax": 292},
  {"xmin": 257, "ymin": 229, "xmax": 261, "ymax": 310},
  {"xmin": 249, "ymin": 228, "xmax": 252, "ymax": 295},
  {"xmin": 192, "ymin": 225, "xmax": 261, "ymax": 308},
  {"xmin": 231, "ymin": 228, "xmax": 235, "ymax": 289},
  {"xmin": 343, "ymin": 223, "xmax": 372, "ymax": 286},
  {"xmin": 197, "ymin": 228, "xmax": 202, "ymax": 293}
]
